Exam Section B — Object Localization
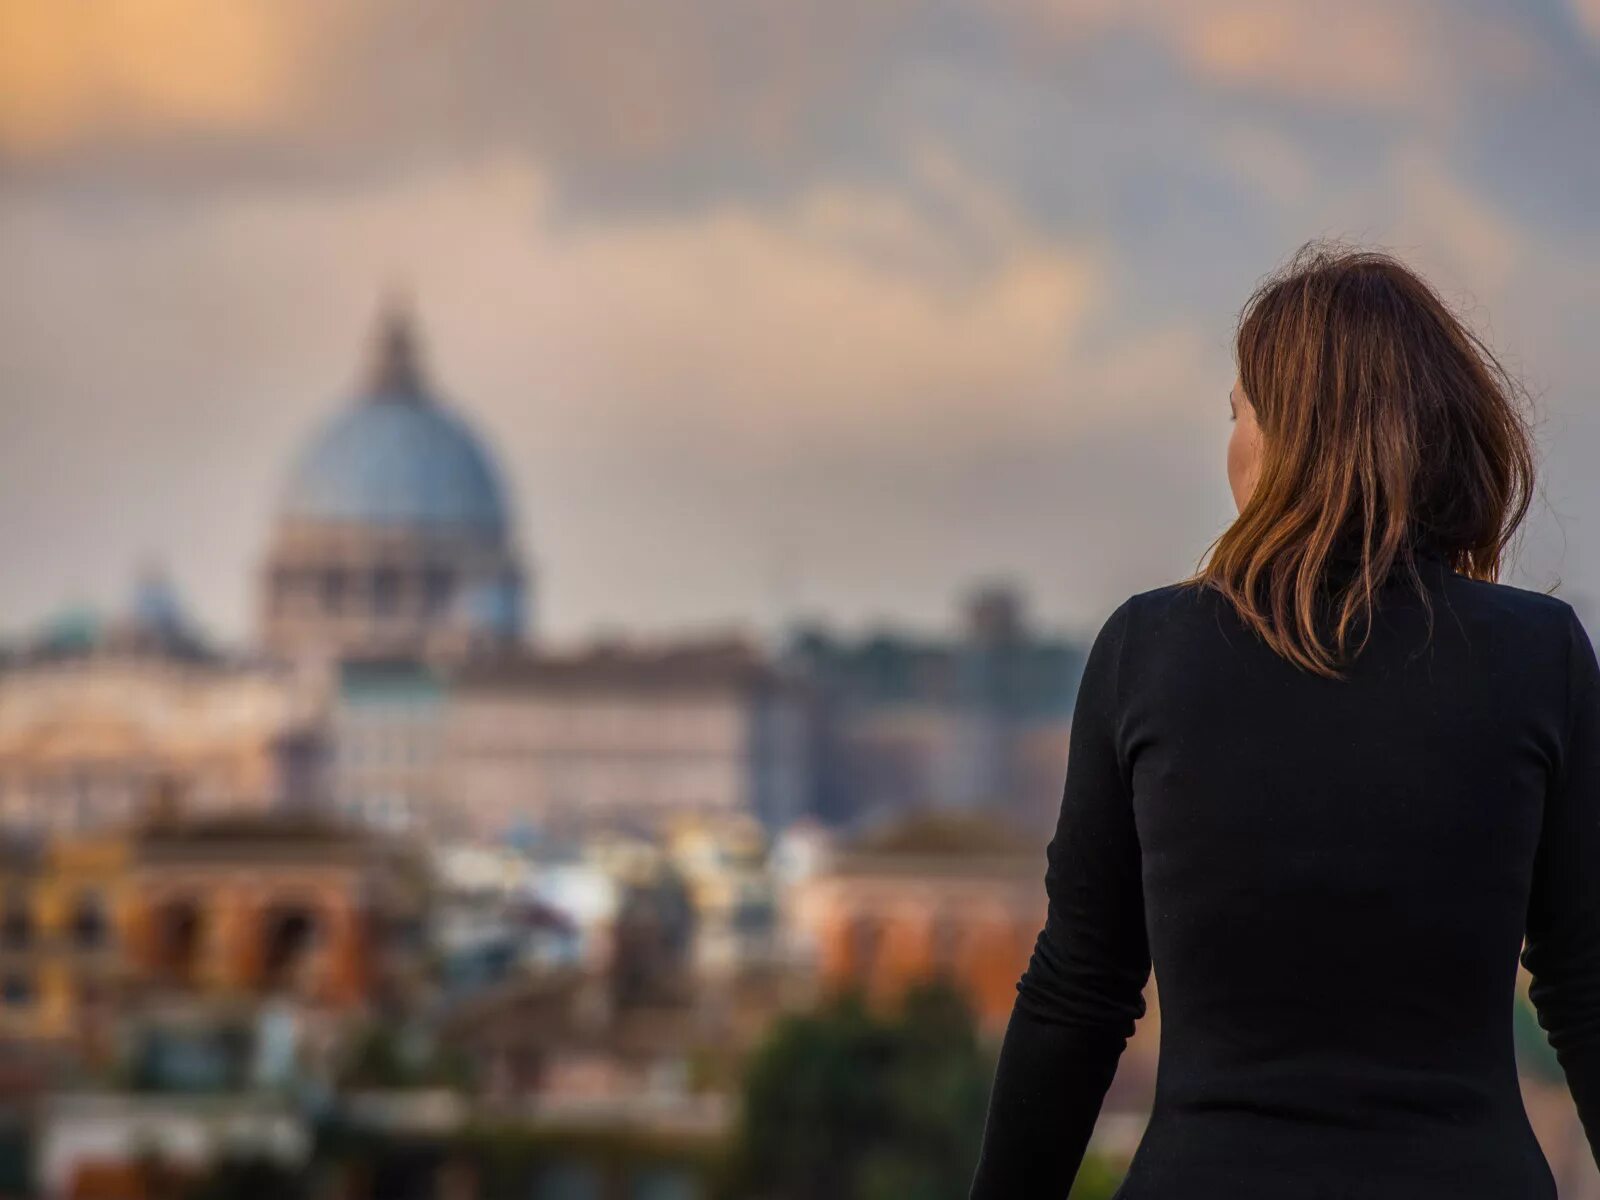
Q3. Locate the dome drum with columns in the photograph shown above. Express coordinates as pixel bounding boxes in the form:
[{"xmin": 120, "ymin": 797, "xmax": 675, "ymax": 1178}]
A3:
[{"xmin": 261, "ymin": 306, "xmax": 529, "ymax": 664}]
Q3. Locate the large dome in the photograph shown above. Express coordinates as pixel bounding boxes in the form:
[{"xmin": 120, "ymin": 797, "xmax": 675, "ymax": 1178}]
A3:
[
  {"xmin": 281, "ymin": 311, "xmax": 509, "ymax": 536},
  {"xmin": 260, "ymin": 304, "xmax": 531, "ymax": 664}
]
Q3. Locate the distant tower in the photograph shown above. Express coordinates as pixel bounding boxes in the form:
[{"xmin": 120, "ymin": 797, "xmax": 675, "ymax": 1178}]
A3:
[{"xmin": 259, "ymin": 301, "xmax": 530, "ymax": 665}]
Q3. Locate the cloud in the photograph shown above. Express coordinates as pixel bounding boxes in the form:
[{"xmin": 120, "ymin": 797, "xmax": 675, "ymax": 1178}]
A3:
[
  {"xmin": 1002, "ymin": 0, "xmax": 1537, "ymax": 115},
  {"xmin": 1170, "ymin": 1, "xmax": 1533, "ymax": 113},
  {"xmin": 3, "ymin": 148, "xmax": 1205, "ymax": 637},
  {"xmin": 0, "ymin": 0, "xmax": 1591, "ymax": 639},
  {"xmin": 1568, "ymin": 0, "xmax": 1600, "ymax": 42},
  {"xmin": 0, "ymin": 0, "xmax": 330, "ymax": 158},
  {"xmin": 0, "ymin": 0, "xmax": 1550, "ymax": 196},
  {"xmin": 1388, "ymin": 148, "xmax": 1528, "ymax": 298},
  {"xmin": 0, "ymin": 0, "xmax": 910, "ymax": 192}
]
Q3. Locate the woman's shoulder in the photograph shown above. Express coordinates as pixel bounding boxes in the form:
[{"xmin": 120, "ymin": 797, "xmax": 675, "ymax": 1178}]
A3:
[
  {"xmin": 1435, "ymin": 570, "xmax": 1577, "ymax": 625},
  {"xmin": 1082, "ymin": 580, "xmax": 1219, "ymax": 661},
  {"xmin": 1111, "ymin": 570, "xmax": 1579, "ymax": 626},
  {"xmin": 1112, "ymin": 578, "xmax": 1224, "ymax": 630},
  {"xmin": 1433, "ymin": 572, "xmax": 1587, "ymax": 669},
  {"xmin": 1100, "ymin": 570, "xmax": 1585, "ymax": 670}
]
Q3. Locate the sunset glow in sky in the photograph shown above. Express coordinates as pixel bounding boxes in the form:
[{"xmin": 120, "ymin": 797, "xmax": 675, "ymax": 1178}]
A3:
[{"xmin": 3, "ymin": 0, "xmax": 1598, "ymax": 641}]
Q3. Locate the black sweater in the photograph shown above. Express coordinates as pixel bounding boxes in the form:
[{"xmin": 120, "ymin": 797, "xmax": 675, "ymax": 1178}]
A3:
[{"xmin": 968, "ymin": 549, "xmax": 1600, "ymax": 1199}]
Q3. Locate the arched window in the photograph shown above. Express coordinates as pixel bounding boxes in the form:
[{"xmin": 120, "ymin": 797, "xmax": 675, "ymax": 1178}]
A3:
[
  {"xmin": 845, "ymin": 914, "xmax": 882, "ymax": 981},
  {"xmin": 1, "ymin": 893, "xmax": 31, "ymax": 950},
  {"xmin": 1, "ymin": 973, "xmax": 33, "ymax": 1008},
  {"xmin": 70, "ymin": 891, "xmax": 109, "ymax": 949},
  {"xmin": 260, "ymin": 905, "xmax": 322, "ymax": 994},
  {"xmin": 153, "ymin": 898, "xmax": 205, "ymax": 987}
]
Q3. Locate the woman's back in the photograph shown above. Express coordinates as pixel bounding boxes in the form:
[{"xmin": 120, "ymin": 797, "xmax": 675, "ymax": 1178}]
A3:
[
  {"xmin": 967, "ymin": 244, "xmax": 1600, "ymax": 1198},
  {"xmin": 969, "ymin": 552, "xmax": 1600, "ymax": 1199},
  {"xmin": 1125, "ymin": 554, "xmax": 1589, "ymax": 1195}
]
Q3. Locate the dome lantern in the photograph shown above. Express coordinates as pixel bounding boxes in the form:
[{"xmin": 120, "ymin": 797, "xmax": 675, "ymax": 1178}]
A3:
[{"xmin": 367, "ymin": 298, "xmax": 428, "ymax": 403}]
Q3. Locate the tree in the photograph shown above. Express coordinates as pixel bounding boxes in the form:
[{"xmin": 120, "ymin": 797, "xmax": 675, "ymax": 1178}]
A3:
[{"xmin": 727, "ymin": 981, "xmax": 992, "ymax": 1200}]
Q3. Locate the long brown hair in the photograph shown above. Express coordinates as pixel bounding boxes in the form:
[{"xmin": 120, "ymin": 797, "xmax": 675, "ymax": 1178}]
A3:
[{"xmin": 1190, "ymin": 242, "xmax": 1536, "ymax": 678}]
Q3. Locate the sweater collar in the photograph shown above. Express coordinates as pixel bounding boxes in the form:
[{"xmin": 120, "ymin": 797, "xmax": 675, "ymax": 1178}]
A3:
[{"xmin": 1325, "ymin": 534, "xmax": 1452, "ymax": 575}]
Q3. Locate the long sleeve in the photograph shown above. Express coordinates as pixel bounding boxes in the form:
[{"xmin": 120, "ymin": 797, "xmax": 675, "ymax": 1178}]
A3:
[
  {"xmin": 1523, "ymin": 605, "xmax": 1600, "ymax": 1165},
  {"xmin": 969, "ymin": 599, "xmax": 1152, "ymax": 1198}
]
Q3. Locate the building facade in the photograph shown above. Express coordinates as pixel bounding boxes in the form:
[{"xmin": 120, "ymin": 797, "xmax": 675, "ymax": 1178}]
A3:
[
  {"xmin": 0, "ymin": 813, "xmax": 429, "ymax": 1046},
  {"xmin": 785, "ymin": 811, "xmax": 1047, "ymax": 1032},
  {"xmin": 0, "ymin": 573, "xmax": 315, "ymax": 837},
  {"xmin": 330, "ymin": 659, "xmax": 447, "ymax": 833},
  {"xmin": 260, "ymin": 305, "xmax": 529, "ymax": 667},
  {"xmin": 787, "ymin": 583, "xmax": 1084, "ymax": 831},
  {"xmin": 443, "ymin": 639, "xmax": 811, "ymax": 841}
]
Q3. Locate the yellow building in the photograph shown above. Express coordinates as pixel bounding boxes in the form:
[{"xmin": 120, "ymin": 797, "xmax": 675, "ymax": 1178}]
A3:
[{"xmin": 0, "ymin": 834, "xmax": 129, "ymax": 1047}]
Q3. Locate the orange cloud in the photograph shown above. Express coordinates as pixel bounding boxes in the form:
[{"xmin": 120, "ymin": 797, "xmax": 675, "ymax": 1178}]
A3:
[
  {"xmin": 0, "ymin": 0, "xmax": 325, "ymax": 157},
  {"xmin": 0, "ymin": 0, "xmax": 1551, "ymax": 184}
]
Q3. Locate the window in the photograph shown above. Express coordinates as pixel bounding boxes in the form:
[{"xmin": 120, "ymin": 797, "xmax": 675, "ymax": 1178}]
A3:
[
  {"xmin": 1, "ymin": 974, "xmax": 32, "ymax": 1008},
  {"xmin": 70, "ymin": 892, "xmax": 109, "ymax": 950},
  {"xmin": 423, "ymin": 567, "xmax": 454, "ymax": 616},
  {"xmin": 1, "ymin": 896, "xmax": 30, "ymax": 950},
  {"xmin": 321, "ymin": 569, "xmax": 346, "ymax": 614},
  {"xmin": 373, "ymin": 567, "xmax": 402, "ymax": 617}
]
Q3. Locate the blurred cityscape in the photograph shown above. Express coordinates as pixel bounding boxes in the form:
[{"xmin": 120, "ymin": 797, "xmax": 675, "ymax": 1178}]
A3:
[
  {"xmin": 0, "ymin": 304, "xmax": 1590, "ymax": 1199},
  {"xmin": 5, "ymin": 2, "xmax": 1600, "ymax": 1197},
  {"xmin": 0, "ymin": 307, "xmax": 1066, "ymax": 1199}
]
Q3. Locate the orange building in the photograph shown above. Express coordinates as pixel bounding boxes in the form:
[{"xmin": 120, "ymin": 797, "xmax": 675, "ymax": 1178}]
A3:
[
  {"xmin": 787, "ymin": 812, "xmax": 1047, "ymax": 1032},
  {"xmin": 0, "ymin": 813, "xmax": 427, "ymax": 1050},
  {"xmin": 787, "ymin": 810, "xmax": 1162, "ymax": 1149}
]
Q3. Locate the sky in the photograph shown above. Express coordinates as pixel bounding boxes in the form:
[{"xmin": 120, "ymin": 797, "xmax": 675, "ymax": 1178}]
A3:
[{"xmin": 2, "ymin": 0, "xmax": 1599, "ymax": 645}]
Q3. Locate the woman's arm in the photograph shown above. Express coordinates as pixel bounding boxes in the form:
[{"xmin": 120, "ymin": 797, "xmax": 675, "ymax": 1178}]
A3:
[
  {"xmin": 969, "ymin": 599, "xmax": 1151, "ymax": 1198},
  {"xmin": 1523, "ymin": 604, "xmax": 1600, "ymax": 1165}
]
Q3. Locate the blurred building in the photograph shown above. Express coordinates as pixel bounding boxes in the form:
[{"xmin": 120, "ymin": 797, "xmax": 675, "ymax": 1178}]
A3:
[
  {"xmin": 433, "ymin": 830, "xmax": 797, "ymax": 1127},
  {"xmin": 665, "ymin": 817, "xmax": 783, "ymax": 979},
  {"xmin": 0, "ymin": 571, "xmax": 316, "ymax": 836},
  {"xmin": 259, "ymin": 304, "xmax": 529, "ymax": 668},
  {"xmin": 785, "ymin": 810, "xmax": 1046, "ymax": 1033},
  {"xmin": 331, "ymin": 659, "xmax": 447, "ymax": 833},
  {"xmin": 0, "ymin": 813, "xmax": 428, "ymax": 1050},
  {"xmin": 123, "ymin": 814, "xmax": 429, "ymax": 1011},
  {"xmin": 429, "ymin": 841, "xmax": 584, "ymax": 994},
  {"xmin": 787, "ymin": 583, "xmax": 1084, "ymax": 831},
  {"xmin": 785, "ymin": 808, "xmax": 1163, "ymax": 1140},
  {"xmin": 443, "ymin": 638, "xmax": 810, "ymax": 840},
  {"xmin": 35, "ymin": 1092, "xmax": 309, "ymax": 1200},
  {"xmin": 0, "ymin": 834, "xmax": 125, "ymax": 1057}
]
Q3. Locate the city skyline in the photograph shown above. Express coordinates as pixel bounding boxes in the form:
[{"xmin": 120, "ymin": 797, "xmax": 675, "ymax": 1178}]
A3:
[{"xmin": 3, "ymin": 0, "xmax": 1599, "ymax": 644}]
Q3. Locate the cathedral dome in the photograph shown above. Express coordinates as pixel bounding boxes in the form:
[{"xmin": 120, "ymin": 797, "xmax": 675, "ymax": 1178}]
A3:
[
  {"xmin": 260, "ymin": 302, "xmax": 530, "ymax": 664},
  {"xmin": 280, "ymin": 308, "xmax": 509, "ymax": 536}
]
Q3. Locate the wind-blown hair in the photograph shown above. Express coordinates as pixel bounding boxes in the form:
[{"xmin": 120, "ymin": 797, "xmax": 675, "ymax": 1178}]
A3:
[{"xmin": 1190, "ymin": 242, "xmax": 1536, "ymax": 678}]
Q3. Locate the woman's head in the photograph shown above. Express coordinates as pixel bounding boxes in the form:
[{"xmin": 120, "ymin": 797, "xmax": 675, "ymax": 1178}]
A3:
[{"xmin": 1199, "ymin": 242, "xmax": 1536, "ymax": 677}]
